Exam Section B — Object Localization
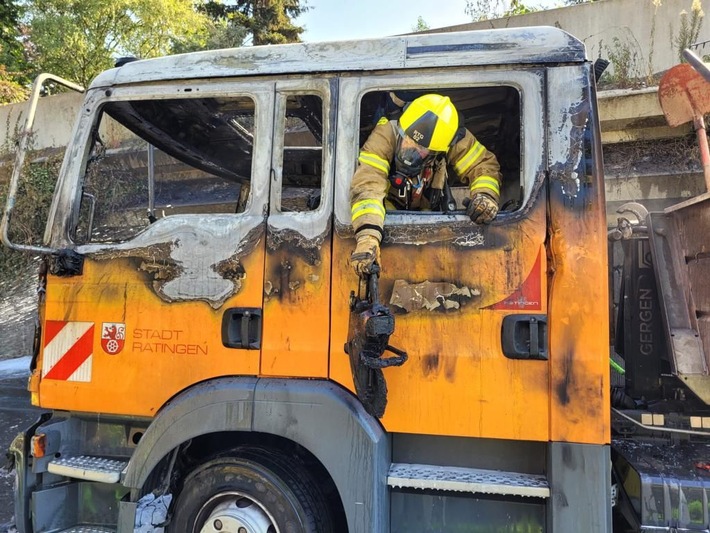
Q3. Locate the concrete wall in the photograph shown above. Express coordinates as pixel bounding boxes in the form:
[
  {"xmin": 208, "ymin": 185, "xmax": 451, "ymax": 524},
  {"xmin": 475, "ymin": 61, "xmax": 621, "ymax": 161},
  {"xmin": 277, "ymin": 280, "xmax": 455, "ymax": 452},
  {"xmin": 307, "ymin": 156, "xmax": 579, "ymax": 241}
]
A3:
[
  {"xmin": 430, "ymin": 0, "xmax": 710, "ymax": 80},
  {"xmin": 0, "ymin": 91, "xmax": 133, "ymax": 156},
  {"xmin": 0, "ymin": 92, "xmax": 83, "ymax": 154}
]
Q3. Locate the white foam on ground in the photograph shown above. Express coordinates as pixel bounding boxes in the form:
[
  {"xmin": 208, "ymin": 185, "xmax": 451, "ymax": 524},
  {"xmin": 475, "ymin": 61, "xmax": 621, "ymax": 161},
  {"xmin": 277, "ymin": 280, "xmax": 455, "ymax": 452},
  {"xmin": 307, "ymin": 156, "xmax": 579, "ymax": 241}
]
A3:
[
  {"xmin": 0, "ymin": 356, "xmax": 31, "ymax": 378},
  {"xmin": 135, "ymin": 493, "xmax": 172, "ymax": 532}
]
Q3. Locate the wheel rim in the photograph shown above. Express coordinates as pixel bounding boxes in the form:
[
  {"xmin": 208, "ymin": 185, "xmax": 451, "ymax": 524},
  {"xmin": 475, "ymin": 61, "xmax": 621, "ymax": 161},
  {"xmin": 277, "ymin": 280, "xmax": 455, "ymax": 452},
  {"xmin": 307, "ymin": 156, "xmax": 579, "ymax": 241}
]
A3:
[{"xmin": 195, "ymin": 491, "xmax": 279, "ymax": 533}]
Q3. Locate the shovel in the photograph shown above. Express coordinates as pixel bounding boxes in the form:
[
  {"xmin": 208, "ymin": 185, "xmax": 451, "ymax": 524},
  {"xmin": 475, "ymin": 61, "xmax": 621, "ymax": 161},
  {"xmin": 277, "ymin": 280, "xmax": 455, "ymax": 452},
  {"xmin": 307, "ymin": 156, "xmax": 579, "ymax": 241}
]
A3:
[{"xmin": 658, "ymin": 50, "xmax": 710, "ymax": 191}]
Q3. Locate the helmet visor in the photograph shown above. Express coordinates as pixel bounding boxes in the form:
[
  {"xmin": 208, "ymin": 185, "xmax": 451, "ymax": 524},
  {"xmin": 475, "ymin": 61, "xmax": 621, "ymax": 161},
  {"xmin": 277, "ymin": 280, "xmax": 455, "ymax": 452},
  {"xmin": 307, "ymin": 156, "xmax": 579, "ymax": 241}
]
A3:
[{"xmin": 394, "ymin": 134, "xmax": 437, "ymax": 177}]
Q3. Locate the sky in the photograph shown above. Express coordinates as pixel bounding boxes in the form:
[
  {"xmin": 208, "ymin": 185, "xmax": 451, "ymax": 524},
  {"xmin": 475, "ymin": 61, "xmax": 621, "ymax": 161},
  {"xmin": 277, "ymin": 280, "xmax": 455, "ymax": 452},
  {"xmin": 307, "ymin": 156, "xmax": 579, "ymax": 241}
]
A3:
[{"xmin": 296, "ymin": 0, "xmax": 560, "ymax": 43}]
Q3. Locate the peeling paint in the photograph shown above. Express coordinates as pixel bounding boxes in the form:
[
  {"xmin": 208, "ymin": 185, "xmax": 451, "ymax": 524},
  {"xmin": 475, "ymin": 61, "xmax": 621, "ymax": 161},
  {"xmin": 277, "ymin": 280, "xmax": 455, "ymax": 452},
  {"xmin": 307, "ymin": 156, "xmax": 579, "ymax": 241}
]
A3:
[
  {"xmin": 267, "ymin": 226, "xmax": 326, "ymax": 266},
  {"xmin": 79, "ymin": 216, "xmax": 264, "ymax": 308},
  {"xmin": 264, "ymin": 226, "xmax": 329, "ymax": 302},
  {"xmin": 547, "ymin": 68, "xmax": 591, "ymax": 200},
  {"xmin": 212, "ymin": 256, "xmax": 246, "ymax": 282},
  {"xmin": 389, "ymin": 279, "xmax": 481, "ymax": 313},
  {"xmin": 384, "ymin": 221, "xmax": 486, "ymax": 248}
]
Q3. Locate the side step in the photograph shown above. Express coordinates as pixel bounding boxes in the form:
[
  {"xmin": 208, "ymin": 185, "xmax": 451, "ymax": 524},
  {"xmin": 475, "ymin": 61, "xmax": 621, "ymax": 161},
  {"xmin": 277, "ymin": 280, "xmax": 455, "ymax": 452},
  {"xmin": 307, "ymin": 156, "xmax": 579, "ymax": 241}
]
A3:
[
  {"xmin": 58, "ymin": 526, "xmax": 116, "ymax": 533},
  {"xmin": 388, "ymin": 462, "xmax": 550, "ymax": 498},
  {"xmin": 48, "ymin": 455, "xmax": 128, "ymax": 483}
]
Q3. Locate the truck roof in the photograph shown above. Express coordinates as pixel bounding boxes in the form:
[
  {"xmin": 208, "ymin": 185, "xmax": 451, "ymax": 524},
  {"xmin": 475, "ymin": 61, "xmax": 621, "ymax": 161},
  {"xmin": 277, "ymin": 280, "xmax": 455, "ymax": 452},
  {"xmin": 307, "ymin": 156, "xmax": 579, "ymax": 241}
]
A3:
[{"xmin": 91, "ymin": 26, "xmax": 586, "ymax": 89}]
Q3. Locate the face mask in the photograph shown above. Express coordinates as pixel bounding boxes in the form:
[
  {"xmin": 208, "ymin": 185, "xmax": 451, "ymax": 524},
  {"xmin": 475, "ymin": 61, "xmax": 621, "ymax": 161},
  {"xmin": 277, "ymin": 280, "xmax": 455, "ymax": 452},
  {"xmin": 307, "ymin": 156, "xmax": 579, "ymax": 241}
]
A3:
[{"xmin": 392, "ymin": 134, "xmax": 435, "ymax": 185}]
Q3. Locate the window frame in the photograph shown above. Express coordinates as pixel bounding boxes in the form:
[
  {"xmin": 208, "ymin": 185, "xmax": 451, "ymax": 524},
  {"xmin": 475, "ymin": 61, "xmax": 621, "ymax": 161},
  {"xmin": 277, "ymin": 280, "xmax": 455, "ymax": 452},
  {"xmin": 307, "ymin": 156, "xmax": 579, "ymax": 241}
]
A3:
[
  {"xmin": 334, "ymin": 67, "xmax": 545, "ymax": 228},
  {"xmin": 268, "ymin": 78, "xmax": 335, "ymax": 238},
  {"xmin": 60, "ymin": 80, "xmax": 275, "ymax": 248}
]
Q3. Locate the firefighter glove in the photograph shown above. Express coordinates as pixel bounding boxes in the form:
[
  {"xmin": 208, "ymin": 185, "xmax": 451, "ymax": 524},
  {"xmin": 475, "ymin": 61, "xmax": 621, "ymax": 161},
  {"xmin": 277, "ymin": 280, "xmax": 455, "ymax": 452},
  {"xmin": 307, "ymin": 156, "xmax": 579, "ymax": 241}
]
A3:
[
  {"xmin": 466, "ymin": 192, "xmax": 498, "ymax": 224},
  {"xmin": 350, "ymin": 234, "xmax": 381, "ymax": 277}
]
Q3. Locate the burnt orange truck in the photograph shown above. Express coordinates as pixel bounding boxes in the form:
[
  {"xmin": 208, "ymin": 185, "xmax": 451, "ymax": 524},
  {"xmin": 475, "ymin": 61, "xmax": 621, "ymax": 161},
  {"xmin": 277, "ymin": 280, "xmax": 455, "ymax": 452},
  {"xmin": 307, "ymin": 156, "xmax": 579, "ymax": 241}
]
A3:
[{"xmin": 3, "ymin": 26, "xmax": 710, "ymax": 533}]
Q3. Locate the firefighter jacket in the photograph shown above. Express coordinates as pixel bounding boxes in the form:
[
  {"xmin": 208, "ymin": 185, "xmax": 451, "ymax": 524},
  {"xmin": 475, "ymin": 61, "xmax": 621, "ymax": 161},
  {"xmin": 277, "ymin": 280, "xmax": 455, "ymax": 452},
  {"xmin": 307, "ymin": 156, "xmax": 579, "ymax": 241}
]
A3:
[{"xmin": 350, "ymin": 119, "xmax": 502, "ymax": 241}]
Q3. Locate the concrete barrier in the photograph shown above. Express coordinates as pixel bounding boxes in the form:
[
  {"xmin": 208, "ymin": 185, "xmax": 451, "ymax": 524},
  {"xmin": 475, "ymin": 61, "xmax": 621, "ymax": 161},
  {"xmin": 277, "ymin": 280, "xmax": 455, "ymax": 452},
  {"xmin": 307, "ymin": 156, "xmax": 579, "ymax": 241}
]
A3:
[
  {"xmin": 428, "ymin": 0, "xmax": 710, "ymax": 83},
  {"xmin": 0, "ymin": 92, "xmax": 83, "ymax": 154}
]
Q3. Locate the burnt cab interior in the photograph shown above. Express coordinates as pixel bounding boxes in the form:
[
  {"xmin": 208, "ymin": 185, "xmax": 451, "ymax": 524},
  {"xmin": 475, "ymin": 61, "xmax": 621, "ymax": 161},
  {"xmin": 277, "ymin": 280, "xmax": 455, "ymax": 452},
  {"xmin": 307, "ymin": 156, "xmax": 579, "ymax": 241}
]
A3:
[
  {"xmin": 76, "ymin": 84, "xmax": 521, "ymax": 244},
  {"xmin": 358, "ymin": 87, "xmax": 522, "ymax": 214}
]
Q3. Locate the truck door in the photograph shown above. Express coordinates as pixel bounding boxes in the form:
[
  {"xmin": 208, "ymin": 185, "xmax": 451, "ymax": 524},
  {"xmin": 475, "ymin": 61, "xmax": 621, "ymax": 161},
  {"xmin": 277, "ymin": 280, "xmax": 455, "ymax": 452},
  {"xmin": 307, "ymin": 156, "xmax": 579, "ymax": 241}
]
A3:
[
  {"xmin": 330, "ymin": 70, "xmax": 550, "ymax": 441},
  {"xmin": 261, "ymin": 78, "xmax": 336, "ymax": 377},
  {"xmin": 37, "ymin": 81, "xmax": 275, "ymax": 416}
]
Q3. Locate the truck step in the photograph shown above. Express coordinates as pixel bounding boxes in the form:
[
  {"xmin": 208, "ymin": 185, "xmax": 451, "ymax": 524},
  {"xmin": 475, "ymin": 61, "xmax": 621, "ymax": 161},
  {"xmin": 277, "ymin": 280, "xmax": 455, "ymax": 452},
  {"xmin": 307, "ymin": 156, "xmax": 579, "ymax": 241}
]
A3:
[
  {"xmin": 48, "ymin": 455, "xmax": 127, "ymax": 483},
  {"xmin": 58, "ymin": 526, "xmax": 116, "ymax": 533},
  {"xmin": 387, "ymin": 462, "xmax": 550, "ymax": 498}
]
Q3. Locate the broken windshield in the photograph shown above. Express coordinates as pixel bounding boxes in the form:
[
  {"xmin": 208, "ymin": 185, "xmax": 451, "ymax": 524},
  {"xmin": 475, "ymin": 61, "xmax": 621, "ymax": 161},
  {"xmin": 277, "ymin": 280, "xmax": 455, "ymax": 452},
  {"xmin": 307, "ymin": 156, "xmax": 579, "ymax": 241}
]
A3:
[
  {"xmin": 104, "ymin": 96, "xmax": 257, "ymax": 183},
  {"xmin": 74, "ymin": 95, "xmax": 257, "ymax": 244}
]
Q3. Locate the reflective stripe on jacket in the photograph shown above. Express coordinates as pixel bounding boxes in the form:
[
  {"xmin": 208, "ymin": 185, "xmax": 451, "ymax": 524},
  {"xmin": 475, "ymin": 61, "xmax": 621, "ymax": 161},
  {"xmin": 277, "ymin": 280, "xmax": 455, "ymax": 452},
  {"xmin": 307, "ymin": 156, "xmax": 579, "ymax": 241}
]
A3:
[{"xmin": 350, "ymin": 120, "xmax": 502, "ymax": 238}]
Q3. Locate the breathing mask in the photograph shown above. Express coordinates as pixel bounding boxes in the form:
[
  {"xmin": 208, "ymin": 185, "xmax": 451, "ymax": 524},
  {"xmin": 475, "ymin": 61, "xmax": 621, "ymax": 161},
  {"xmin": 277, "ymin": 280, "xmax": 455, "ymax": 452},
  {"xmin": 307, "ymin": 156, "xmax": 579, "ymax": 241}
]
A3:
[{"xmin": 390, "ymin": 131, "xmax": 437, "ymax": 190}]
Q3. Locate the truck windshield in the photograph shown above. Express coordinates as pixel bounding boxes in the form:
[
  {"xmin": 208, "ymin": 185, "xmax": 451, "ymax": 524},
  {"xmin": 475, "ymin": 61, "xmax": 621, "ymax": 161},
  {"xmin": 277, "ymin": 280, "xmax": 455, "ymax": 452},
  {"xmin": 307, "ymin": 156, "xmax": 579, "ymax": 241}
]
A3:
[
  {"xmin": 105, "ymin": 97, "xmax": 256, "ymax": 183},
  {"xmin": 75, "ymin": 95, "xmax": 257, "ymax": 244}
]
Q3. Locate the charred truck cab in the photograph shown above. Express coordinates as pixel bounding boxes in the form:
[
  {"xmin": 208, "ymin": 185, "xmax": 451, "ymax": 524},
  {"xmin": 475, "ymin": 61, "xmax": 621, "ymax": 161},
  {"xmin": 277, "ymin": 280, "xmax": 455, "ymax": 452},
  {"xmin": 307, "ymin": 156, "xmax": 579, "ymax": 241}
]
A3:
[{"xmin": 4, "ymin": 28, "xmax": 612, "ymax": 531}]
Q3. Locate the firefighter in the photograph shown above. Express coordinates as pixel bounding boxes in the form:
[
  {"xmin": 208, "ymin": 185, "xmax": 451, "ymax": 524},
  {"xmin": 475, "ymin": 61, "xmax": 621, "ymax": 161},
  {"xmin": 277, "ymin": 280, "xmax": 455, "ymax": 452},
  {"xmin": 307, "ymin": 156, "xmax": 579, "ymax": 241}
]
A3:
[{"xmin": 349, "ymin": 93, "xmax": 502, "ymax": 276}]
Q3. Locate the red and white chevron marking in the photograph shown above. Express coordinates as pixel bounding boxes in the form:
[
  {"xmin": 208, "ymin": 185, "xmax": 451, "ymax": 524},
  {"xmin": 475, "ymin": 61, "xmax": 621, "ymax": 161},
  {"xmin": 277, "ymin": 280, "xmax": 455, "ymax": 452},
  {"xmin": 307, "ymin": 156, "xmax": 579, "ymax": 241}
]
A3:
[{"xmin": 42, "ymin": 321, "xmax": 94, "ymax": 382}]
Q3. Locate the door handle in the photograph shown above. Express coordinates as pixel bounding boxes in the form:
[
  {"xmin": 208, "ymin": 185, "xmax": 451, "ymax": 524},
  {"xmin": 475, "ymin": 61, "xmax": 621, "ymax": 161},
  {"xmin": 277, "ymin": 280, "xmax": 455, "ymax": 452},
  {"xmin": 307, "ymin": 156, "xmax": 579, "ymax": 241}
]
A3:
[
  {"xmin": 501, "ymin": 314, "xmax": 548, "ymax": 360},
  {"xmin": 222, "ymin": 308, "xmax": 262, "ymax": 349}
]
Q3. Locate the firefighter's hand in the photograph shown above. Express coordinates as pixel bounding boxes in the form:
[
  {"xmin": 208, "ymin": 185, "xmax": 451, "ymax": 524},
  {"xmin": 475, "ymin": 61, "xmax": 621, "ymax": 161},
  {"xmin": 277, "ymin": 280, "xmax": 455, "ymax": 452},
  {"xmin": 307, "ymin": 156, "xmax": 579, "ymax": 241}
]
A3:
[
  {"xmin": 350, "ymin": 235, "xmax": 381, "ymax": 277},
  {"xmin": 466, "ymin": 193, "xmax": 498, "ymax": 224}
]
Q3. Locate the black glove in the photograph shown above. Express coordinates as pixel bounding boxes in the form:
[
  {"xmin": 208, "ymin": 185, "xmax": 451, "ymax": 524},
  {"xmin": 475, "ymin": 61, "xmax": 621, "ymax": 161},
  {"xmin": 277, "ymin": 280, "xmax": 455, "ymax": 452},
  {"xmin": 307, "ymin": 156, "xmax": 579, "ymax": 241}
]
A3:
[{"xmin": 465, "ymin": 193, "xmax": 498, "ymax": 224}]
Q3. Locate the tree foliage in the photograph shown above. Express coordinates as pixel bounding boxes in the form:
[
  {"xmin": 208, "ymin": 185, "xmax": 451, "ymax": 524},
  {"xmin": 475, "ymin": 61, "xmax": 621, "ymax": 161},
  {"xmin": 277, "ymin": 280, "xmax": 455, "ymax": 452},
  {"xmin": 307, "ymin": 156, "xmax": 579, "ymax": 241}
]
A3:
[
  {"xmin": 465, "ymin": 0, "xmax": 538, "ymax": 21},
  {"xmin": 25, "ymin": 0, "xmax": 212, "ymax": 87},
  {"xmin": 413, "ymin": 16, "xmax": 430, "ymax": 32},
  {"xmin": 201, "ymin": 0, "xmax": 309, "ymax": 46},
  {"xmin": 1, "ymin": 1, "xmax": 31, "ymax": 85},
  {"xmin": 0, "ymin": 64, "xmax": 29, "ymax": 104},
  {"xmin": 1, "ymin": 1, "xmax": 24, "ymax": 69},
  {"xmin": 0, "ymin": 1, "xmax": 30, "ymax": 104}
]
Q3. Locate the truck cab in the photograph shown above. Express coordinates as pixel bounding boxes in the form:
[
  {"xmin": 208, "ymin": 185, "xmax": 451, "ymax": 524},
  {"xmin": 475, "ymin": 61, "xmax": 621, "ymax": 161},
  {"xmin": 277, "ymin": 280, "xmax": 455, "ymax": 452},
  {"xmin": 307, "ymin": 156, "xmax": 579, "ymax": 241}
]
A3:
[{"xmin": 5, "ymin": 27, "xmax": 611, "ymax": 532}]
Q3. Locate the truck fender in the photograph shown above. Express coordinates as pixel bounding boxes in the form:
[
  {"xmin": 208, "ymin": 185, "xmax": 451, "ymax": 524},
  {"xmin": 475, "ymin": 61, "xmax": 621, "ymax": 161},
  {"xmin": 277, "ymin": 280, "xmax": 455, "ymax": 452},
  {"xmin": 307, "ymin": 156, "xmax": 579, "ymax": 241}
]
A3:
[{"xmin": 123, "ymin": 377, "xmax": 389, "ymax": 532}]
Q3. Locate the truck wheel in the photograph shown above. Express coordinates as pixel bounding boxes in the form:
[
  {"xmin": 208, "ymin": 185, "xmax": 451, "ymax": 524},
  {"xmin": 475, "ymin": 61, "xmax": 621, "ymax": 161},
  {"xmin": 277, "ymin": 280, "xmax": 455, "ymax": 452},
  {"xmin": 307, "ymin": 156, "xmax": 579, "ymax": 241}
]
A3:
[{"xmin": 169, "ymin": 448, "xmax": 333, "ymax": 533}]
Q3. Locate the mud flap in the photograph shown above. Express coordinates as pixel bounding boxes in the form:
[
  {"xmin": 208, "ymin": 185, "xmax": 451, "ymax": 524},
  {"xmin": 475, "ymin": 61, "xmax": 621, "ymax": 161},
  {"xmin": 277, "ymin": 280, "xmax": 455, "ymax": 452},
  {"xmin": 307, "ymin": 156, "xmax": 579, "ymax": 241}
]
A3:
[{"xmin": 344, "ymin": 266, "xmax": 408, "ymax": 418}]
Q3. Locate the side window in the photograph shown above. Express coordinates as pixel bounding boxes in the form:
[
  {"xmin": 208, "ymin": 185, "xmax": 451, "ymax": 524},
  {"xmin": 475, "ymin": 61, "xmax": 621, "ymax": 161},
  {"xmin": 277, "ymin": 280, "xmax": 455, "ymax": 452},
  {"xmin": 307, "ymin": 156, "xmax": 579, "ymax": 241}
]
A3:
[
  {"xmin": 75, "ymin": 96, "xmax": 256, "ymax": 244},
  {"xmin": 279, "ymin": 94, "xmax": 323, "ymax": 212},
  {"xmin": 357, "ymin": 87, "xmax": 522, "ymax": 214}
]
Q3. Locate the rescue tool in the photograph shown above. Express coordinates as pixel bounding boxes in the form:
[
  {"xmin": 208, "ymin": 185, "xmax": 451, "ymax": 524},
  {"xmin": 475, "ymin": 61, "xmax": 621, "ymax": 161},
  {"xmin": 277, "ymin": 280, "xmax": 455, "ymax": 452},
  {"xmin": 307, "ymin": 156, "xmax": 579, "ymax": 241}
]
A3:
[{"xmin": 345, "ymin": 264, "xmax": 408, "ymax": 418}]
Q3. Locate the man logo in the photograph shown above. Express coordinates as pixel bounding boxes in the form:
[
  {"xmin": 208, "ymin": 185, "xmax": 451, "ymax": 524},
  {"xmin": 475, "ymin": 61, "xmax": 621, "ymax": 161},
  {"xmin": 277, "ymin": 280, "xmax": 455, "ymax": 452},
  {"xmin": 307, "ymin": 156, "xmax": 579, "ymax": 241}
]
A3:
[{"xmin": 411, "ymin": 130, "xmax": 424, "ymax": 142}]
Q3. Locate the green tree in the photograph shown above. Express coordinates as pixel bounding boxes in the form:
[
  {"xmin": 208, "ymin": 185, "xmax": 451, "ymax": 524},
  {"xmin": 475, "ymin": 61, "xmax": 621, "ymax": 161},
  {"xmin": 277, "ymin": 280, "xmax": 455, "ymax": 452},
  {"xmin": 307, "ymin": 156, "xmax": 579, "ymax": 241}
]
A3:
[
  {"xmin": 25, "ymin": 0, "xmax": 212, "ymax": 87},
  {"xmin": 412, "ymin": 16, "xmax": 430, "ymax": 32},
  {"xmin": 1, "ymin": 0, "xmax": 32, "ymax": 88},
  {"xmin": 0, "ymin": 1, "xmax": 30, "ymax": 104},
  {"xmin": 465, "ymin": 0, "xmax": 538, "ymax": 21},
  {"xmin": 202, "ymin": 0, "xmax": 309, "ymax": 46},
  {"xmin": 0, "ymin": 63, "xmax": 29, "ymax": 104},
  {"xmin": 0, "ymin": 1, "xmax": 24, "ymax": 69}
]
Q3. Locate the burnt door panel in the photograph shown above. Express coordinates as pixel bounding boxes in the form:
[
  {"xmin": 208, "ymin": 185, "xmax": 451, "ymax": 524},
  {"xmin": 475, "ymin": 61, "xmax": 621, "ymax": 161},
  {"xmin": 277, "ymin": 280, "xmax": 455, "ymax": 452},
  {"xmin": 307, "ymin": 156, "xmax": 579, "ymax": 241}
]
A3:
[
  {"xmin": 330, "ymin": 71, "xmax": 550, "ymax": 441},
  {"xmin": 261, "ymin": 79, "xmax": 336, "ymax": 377},
  {"xmin": 38, "ymin": 84, "xmax": 274, "ymax": 415}
]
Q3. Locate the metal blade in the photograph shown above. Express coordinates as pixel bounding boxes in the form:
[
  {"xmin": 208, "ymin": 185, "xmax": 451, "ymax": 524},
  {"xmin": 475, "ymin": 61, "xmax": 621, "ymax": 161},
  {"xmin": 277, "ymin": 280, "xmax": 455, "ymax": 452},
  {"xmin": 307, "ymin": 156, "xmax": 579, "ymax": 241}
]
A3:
[{"xmin": 658, "ymin": 63, "xmax": 710, "ymax": 127}]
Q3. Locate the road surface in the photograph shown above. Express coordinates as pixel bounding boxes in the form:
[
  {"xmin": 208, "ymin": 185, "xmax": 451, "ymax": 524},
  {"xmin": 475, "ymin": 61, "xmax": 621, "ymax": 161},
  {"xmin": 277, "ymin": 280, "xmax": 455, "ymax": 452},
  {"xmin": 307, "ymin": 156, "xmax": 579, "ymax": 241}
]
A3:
[{"xmin": 0, "ymin": 357, "xmax": 43, "ymax": 532}]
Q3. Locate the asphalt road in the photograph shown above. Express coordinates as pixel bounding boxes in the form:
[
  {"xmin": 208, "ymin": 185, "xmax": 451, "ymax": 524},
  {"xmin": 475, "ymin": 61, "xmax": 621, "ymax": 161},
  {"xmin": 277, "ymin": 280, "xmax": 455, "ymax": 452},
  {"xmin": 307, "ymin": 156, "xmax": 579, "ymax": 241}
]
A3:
[{"xmin": 0, "ymin": 359, "xmax": 44, "ymax": 532}]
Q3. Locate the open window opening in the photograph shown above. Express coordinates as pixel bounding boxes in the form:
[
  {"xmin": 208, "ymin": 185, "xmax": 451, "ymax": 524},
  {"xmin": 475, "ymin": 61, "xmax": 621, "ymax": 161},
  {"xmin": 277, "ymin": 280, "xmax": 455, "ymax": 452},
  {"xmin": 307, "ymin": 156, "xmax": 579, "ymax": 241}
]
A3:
[
  {"xmin": 358, "ymin": 86, "xmax": 522, "ymax": 215},
  {"xmin": 279, "ymin": 94, "xmax": 323, "ymax": 212},
  {"xmin": 74, "ymin": 95, "xmax": 256, "ymax": 244}
]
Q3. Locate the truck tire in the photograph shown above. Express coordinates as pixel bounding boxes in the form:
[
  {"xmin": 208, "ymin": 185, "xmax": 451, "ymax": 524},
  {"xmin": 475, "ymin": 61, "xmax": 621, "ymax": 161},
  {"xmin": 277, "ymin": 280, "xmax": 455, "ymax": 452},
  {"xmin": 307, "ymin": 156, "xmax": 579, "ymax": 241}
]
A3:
[{"xmin": 168, "ymin": 447, "xmax": 334, "ymax": 533}]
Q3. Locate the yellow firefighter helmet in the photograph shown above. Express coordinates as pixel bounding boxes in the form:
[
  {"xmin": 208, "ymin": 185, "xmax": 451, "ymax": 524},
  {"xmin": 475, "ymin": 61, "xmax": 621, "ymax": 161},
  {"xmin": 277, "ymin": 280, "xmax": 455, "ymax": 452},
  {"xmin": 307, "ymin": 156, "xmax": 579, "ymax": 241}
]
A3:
[{"xmin": 398, "ymin": 94, "xmax": 459, "ymax": 152}]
